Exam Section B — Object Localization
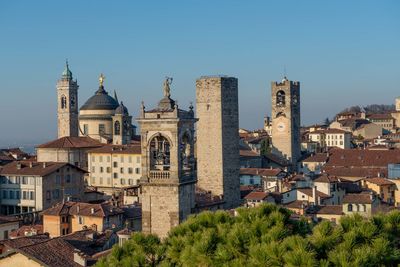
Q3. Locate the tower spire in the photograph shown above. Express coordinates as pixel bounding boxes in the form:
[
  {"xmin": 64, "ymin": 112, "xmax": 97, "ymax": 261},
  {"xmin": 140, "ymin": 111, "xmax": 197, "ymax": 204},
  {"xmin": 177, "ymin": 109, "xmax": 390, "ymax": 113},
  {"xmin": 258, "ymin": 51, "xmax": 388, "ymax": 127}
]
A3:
[
  {"xmin": 114, "ymin": 90, "xmax": 119, "ymax": 103},
  {"xmin": 62, "ymin": 59, "xmax": 73, "ymax": 80}
]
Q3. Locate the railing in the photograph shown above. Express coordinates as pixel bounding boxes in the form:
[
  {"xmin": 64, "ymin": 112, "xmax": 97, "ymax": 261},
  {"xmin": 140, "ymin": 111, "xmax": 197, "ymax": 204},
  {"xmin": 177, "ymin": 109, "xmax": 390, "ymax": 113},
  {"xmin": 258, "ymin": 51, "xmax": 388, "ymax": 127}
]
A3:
[{"xmin": 149, "ymin": 170, "xmax": 170, "ymax": 180}]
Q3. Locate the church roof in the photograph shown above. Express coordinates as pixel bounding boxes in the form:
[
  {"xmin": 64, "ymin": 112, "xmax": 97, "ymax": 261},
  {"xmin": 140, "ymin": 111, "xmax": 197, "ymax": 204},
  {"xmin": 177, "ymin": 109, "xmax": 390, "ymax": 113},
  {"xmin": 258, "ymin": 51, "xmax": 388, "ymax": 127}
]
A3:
[
  {"xmin": 80, "ymin": 85, "xmax": 119, "ymax": 111},
  {"xmin": 37, "ymin": 136, "xmax": 103, "ymax": 149},
  {"xmin": 115, "ymin": 102, "xmax": 128, "ymax": 115}
]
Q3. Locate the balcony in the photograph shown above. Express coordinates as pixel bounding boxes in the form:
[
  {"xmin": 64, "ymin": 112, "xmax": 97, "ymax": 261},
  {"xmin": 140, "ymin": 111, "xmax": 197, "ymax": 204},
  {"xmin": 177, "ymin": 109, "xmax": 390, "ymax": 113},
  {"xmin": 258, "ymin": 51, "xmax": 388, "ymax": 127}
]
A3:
[{"xmin": 149, "ymin": 170, "xmax": 170, "ymax": 180}]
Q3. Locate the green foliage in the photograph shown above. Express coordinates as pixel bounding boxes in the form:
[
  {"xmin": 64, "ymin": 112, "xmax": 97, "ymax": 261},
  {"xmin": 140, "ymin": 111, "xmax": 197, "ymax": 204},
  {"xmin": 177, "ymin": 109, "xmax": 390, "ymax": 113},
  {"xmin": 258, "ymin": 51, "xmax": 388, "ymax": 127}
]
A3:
[
  {"xmin": 259, "ymin": 138, "xmax": 271, "ymax": 156},
  {"xmin": 97, "ymin": 204, "xmax": 400, "ymax": 267}
]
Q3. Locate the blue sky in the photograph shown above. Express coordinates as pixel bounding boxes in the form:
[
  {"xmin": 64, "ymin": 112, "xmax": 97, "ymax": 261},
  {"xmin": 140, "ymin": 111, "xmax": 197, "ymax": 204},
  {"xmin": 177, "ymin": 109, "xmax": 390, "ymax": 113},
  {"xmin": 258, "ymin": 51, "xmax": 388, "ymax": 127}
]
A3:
[{"xmin": 0, "ymin": 1, "xmax": 399, "ymax": 147}]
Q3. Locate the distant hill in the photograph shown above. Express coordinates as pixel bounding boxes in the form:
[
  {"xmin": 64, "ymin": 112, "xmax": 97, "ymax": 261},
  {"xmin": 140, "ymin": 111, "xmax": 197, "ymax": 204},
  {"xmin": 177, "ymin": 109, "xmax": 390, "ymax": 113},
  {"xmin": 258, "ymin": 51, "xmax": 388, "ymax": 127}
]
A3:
[{"xmin": 339, "ymin": 104, "xmax": 395, "ymax": 115}]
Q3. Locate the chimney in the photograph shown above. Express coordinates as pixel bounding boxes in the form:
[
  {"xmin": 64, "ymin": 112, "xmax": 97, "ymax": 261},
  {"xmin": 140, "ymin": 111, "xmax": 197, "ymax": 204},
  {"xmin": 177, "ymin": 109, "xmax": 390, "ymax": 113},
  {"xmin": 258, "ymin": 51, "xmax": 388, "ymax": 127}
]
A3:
[
  {"xmin": 29, "ymin": 162, "xmax": 33, "ymax": 168},
  {"xmin": 42, "ymin": 162, "xmax": 47, "ymax": 168},
  {"xmin": 76, "ymin": 204, "xmax": 80, "ymax": 214},
  {"xmin": 377, "ymin": 172, "xmax": 381, "ymax": 178},
  {"xmin": 16, "ymin": 163, "xmax": 22, "ymax": 170},
  {"xmin": 90, "ymin": 208, "xmax": 95, "ymax": 214},
  {"xmin": 312, "ymin": 186, "xmax": 318, "ymax": 205}
]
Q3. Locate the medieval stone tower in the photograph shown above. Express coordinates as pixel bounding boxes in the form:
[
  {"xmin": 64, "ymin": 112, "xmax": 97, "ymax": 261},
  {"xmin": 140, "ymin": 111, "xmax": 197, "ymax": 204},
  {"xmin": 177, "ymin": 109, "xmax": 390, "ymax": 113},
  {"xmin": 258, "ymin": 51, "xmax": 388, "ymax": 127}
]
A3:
[
  {"xmin": 57, "ymin": 61, "xmax": 79, "ymax": 138},
  {"xmin": 138, "ymin": 78, "xmax": 197, "ymax": 238},
  {"xmin": 271, "ymin": 77, "xmax": 301, "ymax": 169},
  {"xmin": 196, "ymin": 76, "xmax": 240, "ymax": 209}
]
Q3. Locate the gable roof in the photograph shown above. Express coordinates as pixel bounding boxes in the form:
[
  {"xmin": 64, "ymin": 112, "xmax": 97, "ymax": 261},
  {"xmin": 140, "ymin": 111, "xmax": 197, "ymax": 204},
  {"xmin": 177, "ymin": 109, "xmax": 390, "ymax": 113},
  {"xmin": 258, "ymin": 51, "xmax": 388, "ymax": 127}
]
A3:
[
  {"xmin": 37, "ymin": 136, "xmax": 103, "ymax": 149},
  {"xmin": 342, "ymin": 193, "xmax": 373, "ymax": 204},
  {"xmin": 314, "ymin": 205, "xmax": 343, "ymax": 215},
  {"xmin": 302, "ymin": 153, "xmax": 329, "ymax": 163},
  {"xmin": 364, "ymin": 177, "xmax": 395, "ymax": 186},
  {"xmin": 41, "ymin": 201, "xmax": 124, "ymax": 218},
  {"xmin": 0, "ymin": 161, "xmax": 87, "ymax": 176},
  {"xmin": 313, "ymin": 173, "xmax": 339, "ymax": 183},
  {"xmin": 244, "ymin": 191, "xmax": 269, "ymax": 201}
]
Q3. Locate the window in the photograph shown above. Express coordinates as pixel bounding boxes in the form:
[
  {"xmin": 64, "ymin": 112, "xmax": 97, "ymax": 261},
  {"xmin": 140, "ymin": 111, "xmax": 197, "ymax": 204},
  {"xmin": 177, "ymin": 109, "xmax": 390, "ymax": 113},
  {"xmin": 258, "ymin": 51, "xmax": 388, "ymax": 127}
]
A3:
[
  {"xmin": 99, "ymin": 156, "xmax": 103, "ymax": 162},
  {"xmin": 66, "ymin": 175, "xmax": 71, "ymax": 183},
  {"xmin": 106, "ymin": 167, "xmax": 111, "ymax": 173},
  {"xmin": 121, "ymin": 178, "xmax": 125, "ymax": 185},
  {"xmin": 22, "ymin": 177, "xmax": 28, "ymax": 185},
  {"xmin": 114, "ymin": 121, "xmax": 121, "ymax": 135},
  {"xmin": 16, "ymin": 190, "xmax": 20, "ymax": 199},
  {"xmin": 362, "ymin": 204, "xmax": 366, "ymax": 212},
  {"xmin": 121, "ymin": 156, "xmax": 124, "ymax": 163},
  {"xmin": 348, "ymin": 204, "xmax": 353, "ymax": 212},
  {"xmin": 107, "ymin": 178, "xmax": 111, "ymax": 185},
  {"xmin": 113, "ymin": 162, "xmax": 118, "ymax": 168},
  {"xmin": 128, "ymin": 168, "xmax": 133, "ymax": 174},
  {"xmin": 56, "ymin": 175, "xmax": 61, "ymax": 184},
  {"xmin": 136, "ymin": 157, "xmax": 140, "ymax": 164},
  {"xmin": 9, "ymin": 191, "xmax": 14, "ymax": 199},
  {"xmin": 120, "ymin": 167, "xmax": 124, "ymax": 174},
  {"xmin": 276, "ymin": 90, "xmax": 285, "ymax": 106},
  {"xmin": 135, "ymin": 168, "xmax": 140, "ymax": 174},
  {"xmin": 92, "ymin": 156, "xmax": 95, "ymax": 162},
  {"xmin": 78, "ymin": 216, "xmax": 84, "ymax": 224},
  {"xmin": 100, "ymin": 177, "xmax": 103, "ymax": 185},
  {"xmin": 22, "ymin": 191, "xmax": 28, "ymax": 200},
  {"xmin": 107, "ymin": 156, "xmax": 110, "ymax": 162},
  {"xmin": 100, "ymin": 167, "xmax": 104, "ymax": 173},
  {"xmin": 61, "ymin": 95, "xmax": 67, "ymax": 109},
  {"xmin": 113, "ymin": 173, "xmax": 118, "ymax": 178},
  {"xmin": 129, "ymin": 156, "xmax": 132, "ymax": 163},
  {"xmin": 29, "ymin": 191, "xmax": 34, "ymax": 200},
  {"xmin": 128, "ymin": 179, "xmax": 134, "ymax": 185},
  {"xmin": 4, "ymin": 230, "xmax": 8, "ymax": 240},
  {"xmin": 83, "ymin": 124, "xmax": 89, "ymax": 135},
  {"xmin": 99, "ymin": 124, "xmax": 105, "ymax": 134},
  {"xmin": 53, "ymin": 189, "xmax": 60, "ymax": 199},
  {"xmin": 91, "ymin": 177, "xmax": 96, "ymax": 184}
]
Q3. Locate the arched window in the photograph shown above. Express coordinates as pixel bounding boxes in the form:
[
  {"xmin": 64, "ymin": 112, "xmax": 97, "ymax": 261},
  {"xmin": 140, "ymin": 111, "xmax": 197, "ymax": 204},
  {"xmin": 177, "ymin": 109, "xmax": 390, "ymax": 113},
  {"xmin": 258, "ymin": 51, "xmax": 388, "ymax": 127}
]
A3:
[
  {"xmin": 114, "ymin": 121, "xmax": 121, "ymax": 135},
  {"xmin": 149, "ymin": 135, "xmax": 170, "ymax": 170},
  {"xmin": 348, "ymin": 203, "xmax": 353, "ymax": 212},
  {"xmin": 61, "ymin": 95, "xmax": 67, "ymax": 109},
  {"xmin": 276, "ymin": 90, "xmax": 285, "ymax": 106},
  {"xmin": 181, "ymin": 133, "xmax": 192, "ymax": 171},
  {"xmin": 276, "ymin": 112, "xmax": 286, "ymax": 118}
]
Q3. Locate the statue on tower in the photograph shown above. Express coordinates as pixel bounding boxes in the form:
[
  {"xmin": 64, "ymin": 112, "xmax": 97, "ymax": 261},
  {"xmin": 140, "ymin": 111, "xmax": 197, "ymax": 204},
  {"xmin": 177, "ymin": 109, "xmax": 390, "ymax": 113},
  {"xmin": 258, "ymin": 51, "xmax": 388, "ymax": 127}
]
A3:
[
  {"xmin": 163, "ymin": 77, "xmax": 173, "ymax": 98},
  {"xmin": 99, "ymin": 73, "xmax": 105, "ymax": 87}
]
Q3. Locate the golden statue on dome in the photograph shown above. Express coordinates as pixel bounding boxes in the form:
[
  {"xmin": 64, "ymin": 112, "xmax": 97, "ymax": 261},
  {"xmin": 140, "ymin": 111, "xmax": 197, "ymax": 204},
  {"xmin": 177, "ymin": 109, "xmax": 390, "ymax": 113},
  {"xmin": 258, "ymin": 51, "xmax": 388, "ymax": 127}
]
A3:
[{"xmin": 99, "ymin": 73, "xmax": 105, "ymax": 87}]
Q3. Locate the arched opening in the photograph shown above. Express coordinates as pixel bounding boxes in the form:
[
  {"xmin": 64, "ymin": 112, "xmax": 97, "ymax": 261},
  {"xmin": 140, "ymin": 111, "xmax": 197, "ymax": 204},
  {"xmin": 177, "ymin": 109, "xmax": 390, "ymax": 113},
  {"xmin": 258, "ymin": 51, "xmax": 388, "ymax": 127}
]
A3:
[
  {"xmin": 150, "ymin": 135, "xmax": 170, "ymax": 171},
  {"xmin": 276, "ymin": 90, "xmax": 285, "ymax": 106},
  {"xmin": 276, "ymin": 112, "xmax": 286, "ymax": 118},
  {"xmin": 180, "ymin": 133, "xmax": 192, "ymax": 172},
  {"xmin": 348, "ymin": 203, "xmax": 353, "ymax": 212},
  {"xmin": 114, "ymin": 121, "xmax": 121, "ymax": 135},
  {"xmin": 61, "ymin": 95, "xmax": 67, "ymax": 109}
]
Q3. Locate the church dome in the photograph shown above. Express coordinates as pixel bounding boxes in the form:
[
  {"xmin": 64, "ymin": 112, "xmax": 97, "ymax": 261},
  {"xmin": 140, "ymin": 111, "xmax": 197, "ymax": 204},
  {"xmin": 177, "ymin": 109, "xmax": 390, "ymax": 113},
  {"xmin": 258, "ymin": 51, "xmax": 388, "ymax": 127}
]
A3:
[
  {"xmin": 115, "ymin": 102, "xmax": 128, "ymax": 115},
  {"xmin": 62, "ymin": 61, "xmax": 72, "ymax": 79},
  {"xmin": 80, "ymin": 86, "xmax": 119, "ymax": 111}
]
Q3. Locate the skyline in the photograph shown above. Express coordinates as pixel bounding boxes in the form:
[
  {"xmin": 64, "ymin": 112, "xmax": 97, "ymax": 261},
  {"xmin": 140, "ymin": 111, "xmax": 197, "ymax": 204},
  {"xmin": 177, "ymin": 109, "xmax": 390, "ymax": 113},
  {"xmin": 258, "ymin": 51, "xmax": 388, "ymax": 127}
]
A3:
[{"xmin": 1, "ymin": 1, "xmax": 399, "ymax": 146}]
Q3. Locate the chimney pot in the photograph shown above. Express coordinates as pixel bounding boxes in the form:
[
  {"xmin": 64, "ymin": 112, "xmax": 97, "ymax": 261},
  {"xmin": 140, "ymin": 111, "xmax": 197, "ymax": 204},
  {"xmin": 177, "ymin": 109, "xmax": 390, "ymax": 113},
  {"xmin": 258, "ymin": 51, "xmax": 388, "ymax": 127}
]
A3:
[{"xmin": 42, "ymin": 162, "xmax": 47, "ymax": 168}]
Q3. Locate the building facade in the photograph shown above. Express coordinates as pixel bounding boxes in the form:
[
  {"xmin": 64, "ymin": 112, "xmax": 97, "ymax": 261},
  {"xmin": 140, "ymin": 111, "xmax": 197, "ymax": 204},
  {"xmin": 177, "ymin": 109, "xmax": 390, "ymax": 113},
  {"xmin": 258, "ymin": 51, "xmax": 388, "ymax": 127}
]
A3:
[
  {"xmin": 87, "ymin": 145, "xmax": 142, "ymax": 196},
  {"xmin": 137, "ymin": 78, "xmax": 197, "ymax": 238},
  {"xmin": 0, "ymin": 162, "xmax": 85, "ymax": 215},
  {"xmin": 271, "ymin": 77, "xmax": 301, "ymax": 169},
  {"xmin": 196, "ymin": 76, "xmax": 240, "ymax": 209}
]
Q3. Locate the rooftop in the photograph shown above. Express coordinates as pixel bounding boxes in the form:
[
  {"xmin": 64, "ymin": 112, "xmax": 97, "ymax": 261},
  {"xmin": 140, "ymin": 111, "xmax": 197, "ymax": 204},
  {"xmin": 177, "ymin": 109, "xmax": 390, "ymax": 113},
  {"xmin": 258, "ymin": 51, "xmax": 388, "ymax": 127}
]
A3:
[
  {"xmin": 88, "ymin": 144, "xmax": 141, "ymax": 155},
  {"xmin": 0, "ymin": 161, "xmax": 87, "ymax": 176},
  {"xmin": 37, "ymin": 136, "xmax": 103, "ymax": 149},
  {"xmin": 41, "ymin": 201, "xmax": 124, "ymax": 218},
  {"xmin": 342, "ymin": 193, "xmax": 374, "ymax": 204}
]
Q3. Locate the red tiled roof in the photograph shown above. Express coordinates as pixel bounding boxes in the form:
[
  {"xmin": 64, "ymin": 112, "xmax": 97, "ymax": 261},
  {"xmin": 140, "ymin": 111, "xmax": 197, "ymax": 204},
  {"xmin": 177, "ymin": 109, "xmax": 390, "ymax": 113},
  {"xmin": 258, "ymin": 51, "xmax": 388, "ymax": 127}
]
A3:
[
  {"xmin": 314, "ymin": 174, "xmax": 339, "ymax": 183},
  {"xmin": 368, "ymin": 113, "xmax": 394, "ymax": 120},
  {"xmin": 284, "ymin": 200, "xmax": 308, "ymax": 209},
  {"xmin": 326, "ymin": 148, "xmax": 400, "ymax": 167},
  {"xmin": 302, "ymin": 153, "xmax": 329, "ymax": 163},
  {"xmin": 323, "ymin": 166, "xmax": 387, "ymax": 178},
  {"xmin": 342, "ymin": 193, "xmax": 373, "ymax": 204},
  {"xmin": 37, "ymin": 136, "xmax": 103, "ymax": 149},
  {"xmin": 364, "ymin": 177, "xmax": 395, "ymax": 186},
  {"xmin": 41, "ymin": 201, "xmax": 124, "ymax": 218},
  {"xmin": 9, "ymin": 225, "xmax": 43, "ymax": 239},
  {"xmin": 315, "ymin": 205, "xmax": 343, "ymax": 215},
  {"xmin": 240, "ymin": 168, "xmax": 283, "ymax": 177},
  {"xmin": 239, "ymin": 149, "xmax": 259, "ymax": 157},
  {"xmin": 244, "ymin": 191, "xmax": 269, "ymax": 201},
  {"xmin": 310, "ymin": 128, "xmax": 350, "ymax": 134},
  {"xmin": 0, "ymin": 161, "xmax": 87, "ymax": 176}
]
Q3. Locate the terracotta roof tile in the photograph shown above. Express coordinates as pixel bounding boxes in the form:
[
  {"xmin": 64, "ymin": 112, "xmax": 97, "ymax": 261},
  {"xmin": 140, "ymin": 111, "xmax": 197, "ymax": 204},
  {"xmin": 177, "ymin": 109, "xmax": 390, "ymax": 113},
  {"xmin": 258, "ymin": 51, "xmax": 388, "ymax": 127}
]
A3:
[
  {"xmin": 302, "ymin": 153, "xmax": 329, "ymax": 163},
  {"xmin": 0, "ymin": 161, "xmax": 87, "ymax": 176},
  {"xmin": 88, "ymin": 144, "xmax": 141, "ymax": 154},
  {"xmin": 240, "ymin": 168, "xmax": 284, "ymax": 177},
  {"xmin": 315, "ymin": 205, "xmax": 343, "ymax": 215},
  {"xmin": 364, "ymin": 177, "xmax": 395, "ymax": 186},
  {"xmin": 37, "ymin": 136, "xmax": 103, "ymax": 149},
  {"xmin": 41, "ymin": 201, "xmax": 124, "ymax": 218},
  {"xmin": 342, "ymin": 193, "xmax": 373, "ymax": 204}
]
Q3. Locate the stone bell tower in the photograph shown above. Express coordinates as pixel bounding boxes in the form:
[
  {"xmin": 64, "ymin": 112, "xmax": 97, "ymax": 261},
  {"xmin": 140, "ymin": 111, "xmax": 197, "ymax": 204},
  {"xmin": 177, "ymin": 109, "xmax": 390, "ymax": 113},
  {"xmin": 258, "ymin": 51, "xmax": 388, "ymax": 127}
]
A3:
[
  {"xmin": 137, "ymin": 77, "xmax": 197, "ymax": 238},
  {"xmin": 112, "ymin": 102, "xmax": 132, "ymax": 145},
  {"xmin": 271, "ymin": 77, "xmax": 301, "ymax": 170},
  {"xmin": 57, "ymin": 61, "xmax": 79, "ymax": 138}
]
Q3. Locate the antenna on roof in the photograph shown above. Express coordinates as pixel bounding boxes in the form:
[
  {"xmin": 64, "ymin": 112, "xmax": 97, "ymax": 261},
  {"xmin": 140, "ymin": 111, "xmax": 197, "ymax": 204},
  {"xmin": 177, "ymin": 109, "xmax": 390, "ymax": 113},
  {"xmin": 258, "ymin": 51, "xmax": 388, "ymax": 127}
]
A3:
[{"xmin": 283, "ymin": 65, "xmax": 287, "ymax": 79}]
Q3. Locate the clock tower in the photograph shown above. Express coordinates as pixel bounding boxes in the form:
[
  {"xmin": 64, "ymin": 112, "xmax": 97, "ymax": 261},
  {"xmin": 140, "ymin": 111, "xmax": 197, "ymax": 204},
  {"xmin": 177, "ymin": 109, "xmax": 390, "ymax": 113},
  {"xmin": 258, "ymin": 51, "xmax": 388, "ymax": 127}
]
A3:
[
  {"xmin": 271, "ymin": 77, "xmax": 300, "ymax": 170},
  {"xmin": 57, "ymin": 61, "xmax": 79, "ymax": 138}
]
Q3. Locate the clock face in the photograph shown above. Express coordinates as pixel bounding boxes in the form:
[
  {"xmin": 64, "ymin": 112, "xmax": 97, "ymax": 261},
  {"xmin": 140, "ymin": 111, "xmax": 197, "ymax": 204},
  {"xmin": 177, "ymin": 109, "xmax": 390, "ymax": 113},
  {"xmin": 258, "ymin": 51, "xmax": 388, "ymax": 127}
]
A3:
[{"xmin": 277, "ymin": 122, "xmax": 286, "ymax": 132}]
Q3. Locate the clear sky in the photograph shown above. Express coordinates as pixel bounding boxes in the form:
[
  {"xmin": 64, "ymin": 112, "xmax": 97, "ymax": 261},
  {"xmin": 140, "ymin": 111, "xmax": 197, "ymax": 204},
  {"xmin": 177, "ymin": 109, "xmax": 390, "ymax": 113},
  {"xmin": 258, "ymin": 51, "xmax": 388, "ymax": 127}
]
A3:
[{"xmin": 0, "ymin": 0, "xmax": 399, "ymax": 147}]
